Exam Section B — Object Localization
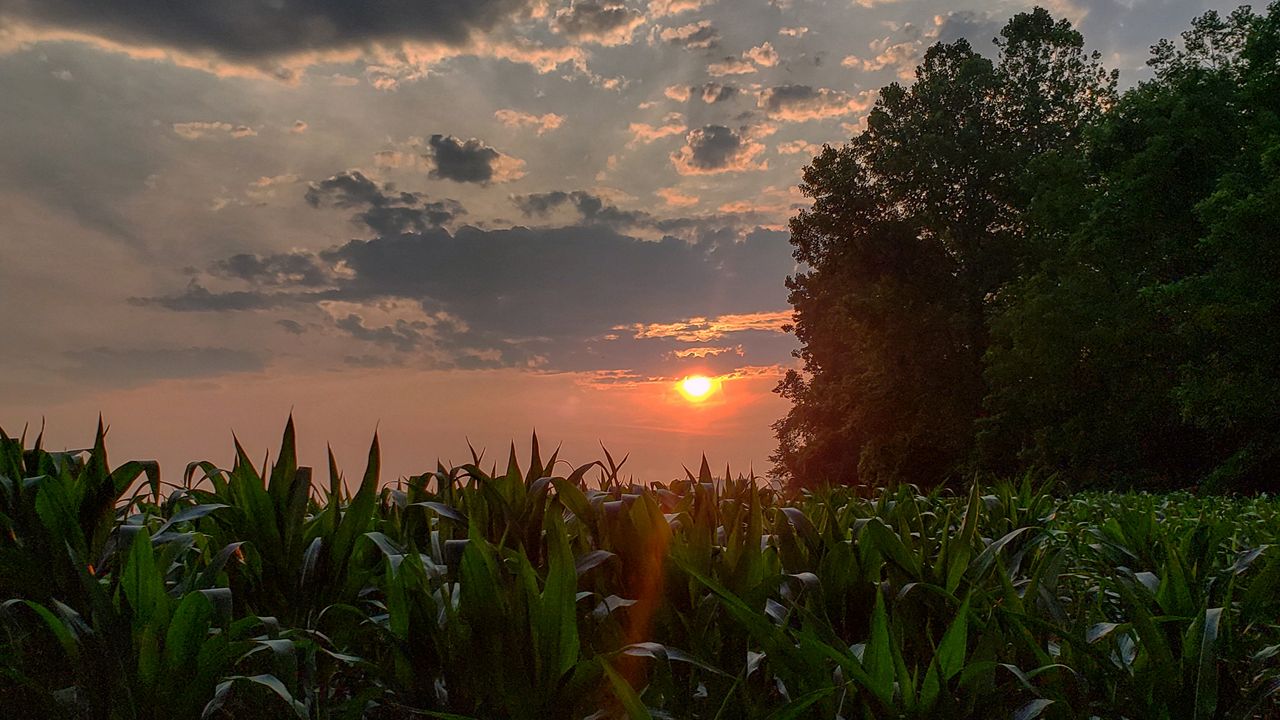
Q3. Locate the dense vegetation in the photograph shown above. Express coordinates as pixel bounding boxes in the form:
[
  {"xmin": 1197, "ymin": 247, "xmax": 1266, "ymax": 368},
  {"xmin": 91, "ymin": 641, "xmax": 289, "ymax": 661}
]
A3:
[
  {"xmin": 3, "ymin": 422, "xmax": 1278, "ymax": 718},
  {"xmin": 774, "ymin": 4, "xmax": 1280, "ymax": 492}
]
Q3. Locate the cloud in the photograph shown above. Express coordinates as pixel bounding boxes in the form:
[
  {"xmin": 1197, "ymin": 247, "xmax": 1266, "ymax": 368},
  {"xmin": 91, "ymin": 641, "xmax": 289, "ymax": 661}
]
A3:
[
  {"xmin": 290, "ymin": 120, "xmax": 308, "ymax": 134},
  {"xmin": 377, "ymin": 135, "xmax": 526, "ymax": 184},
  {"xmin": 304, "ymin": 170, "xmax": 467, "ymax": 234},
  {"xmin": 628, "ymin": 113, "xmax": 687, "ymax": 145},
  {"xmin": 778, "ymin": 26, "xmax": 808, "ymax": 37},
  {"xmin": 744, "ymin": 41, "xmax": 778, "ymax": 67},
  {"xmin": 656, "ymin": 187, "xmax": 699, "ymax": 208},
  {"xmin": 648, "ymin": 0, "xmax": 713, "ymax": 18},
  {"xmin": 136, "ymin": 225, "xmax": 795, "ymax": 376},
  {"xmin": 617, "ymin": 310, "xmax": 792, "ymax": 342},
  {"xmin": 0, "ymin": 0, "xmax": 538, "ymax": 72},
  {"xmin": 757, "ymin": 85, "xmax": 873, "ymax": 122},
  {"xmin": 244, "ymin": 173, "xmax": 302, "ymax": 201},
  {"xmin": 672, "ymin": 345, "xmax": 742, "ymax": 358},
  {"xmin": 707, "ymin": 56, "xmax": 757, "ymax": 76},
  {"xmin": 664, "ymin": 85, "xmax": 692, "ymax": 102},
  {"xmin": 661, "ymin": 83, "xmax": 738, "ymax": 105},
  {"xmin": 494, "ymin": 109, "xmax": 565, "ymax": 134},
  {"xmin": 707, "ymin": 40, "xmax": 781, "ymax": 76},
  {"xmin": 776, "ymin": 139, "xmax": 821, "ymax": 156},
  {"xmin": 510, "ymin": 190, "xmax": 649, "ymax": 227},
  {"xmin": 321, "ymin": 299, "xmax": 469, "ymax": 353},
  {"xmin": 428, "ymin": 134, "xmax": 525, "ymax": 184},
  {"xmin": 697, "ymin": 82, "xmax": 738, "ymax": 103},
  {"xmin": 659, "ymin": 20, "xmax": 719, "ymax": 49},
  {"xmin": 716, "ymin": 185, "xmax": 804, "ymax": 217},
  {"xmin": 843, "ymin": 38, "xmax": 920, "ymax": 79},
  {"xmin": 670, "ymin": 125, "xmax": 767, "ymax": 175},
  {"xmin": 553, "ymin": 0, "xmax": 645, "ymax": 46},
  {"xmin": 172, "ymin": 121, "xmax": 256, "ymax": 140},
  {"xmin": 212, "ymin": 250, "xmax": 333, "ymax": 288}
]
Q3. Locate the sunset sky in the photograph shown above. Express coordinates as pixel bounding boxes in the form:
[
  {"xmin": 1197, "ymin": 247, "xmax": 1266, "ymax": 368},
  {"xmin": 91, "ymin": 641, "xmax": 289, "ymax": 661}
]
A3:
[{"xmin": 0, "ymin": 0, "xmax": 1227, "ymax": 483}]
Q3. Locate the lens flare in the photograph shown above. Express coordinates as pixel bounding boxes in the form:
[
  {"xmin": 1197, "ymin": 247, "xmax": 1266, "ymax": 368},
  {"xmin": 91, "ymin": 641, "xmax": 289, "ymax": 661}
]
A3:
[{"xmin": 678, "ymin": 375, "xmax": 715, "ymax": 402}]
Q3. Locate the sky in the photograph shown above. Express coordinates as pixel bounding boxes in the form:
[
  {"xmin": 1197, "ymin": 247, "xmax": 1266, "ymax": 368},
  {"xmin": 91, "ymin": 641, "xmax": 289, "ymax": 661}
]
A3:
[{"xmin": 0, "ymin": 0, "xmax": 1228, "ymax": 484}]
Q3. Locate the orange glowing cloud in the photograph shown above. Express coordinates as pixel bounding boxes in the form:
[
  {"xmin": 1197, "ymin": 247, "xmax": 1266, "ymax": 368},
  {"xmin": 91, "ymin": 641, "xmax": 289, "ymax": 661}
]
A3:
[{"xmin": 616, "ymin": 310, "xmax": 792, "ymax": 343}]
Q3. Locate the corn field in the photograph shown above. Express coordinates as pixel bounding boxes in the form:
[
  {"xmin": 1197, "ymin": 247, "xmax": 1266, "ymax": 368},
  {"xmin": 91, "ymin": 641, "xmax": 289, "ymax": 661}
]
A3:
[{"xmin": 2, "ymin": 420, "xmax": 1278, "ymax": 719}]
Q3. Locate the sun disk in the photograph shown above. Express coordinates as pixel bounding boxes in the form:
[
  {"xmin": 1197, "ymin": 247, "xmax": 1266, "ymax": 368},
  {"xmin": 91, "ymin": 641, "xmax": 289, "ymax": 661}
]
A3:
[{"xmin": 678, "ymin": 375, "xmax": 715, "ymax": 401}]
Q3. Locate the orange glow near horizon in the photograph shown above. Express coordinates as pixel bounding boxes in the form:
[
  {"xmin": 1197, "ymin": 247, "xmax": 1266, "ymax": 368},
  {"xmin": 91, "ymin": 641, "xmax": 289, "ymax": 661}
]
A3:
[{"xmin": 677, "ymin": 374, "xmax": 718, "ymax": 402}]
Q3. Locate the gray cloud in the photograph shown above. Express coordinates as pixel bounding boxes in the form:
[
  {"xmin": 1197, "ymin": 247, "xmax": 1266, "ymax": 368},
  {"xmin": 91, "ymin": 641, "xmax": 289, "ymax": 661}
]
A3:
[
  {"xmin": 304, "ymin": 170, "xmax": 466, "ymax": 234},
  {"xmin": 682, "ymin": 126, "xmax": 740, "ymax": 168},
  {"xmin": 670, "ymin": 125, "xmax": 767, "ymax": 174},
  {"xmin": 425, "ymin": 135, "xmax": 522, "ymax": 184},
  {"xmin": 553, "ymin": 0, "xmax": 645, "ymax": 45},
  {"xmin": 757, "ymin": 84, "xmax": 870, "ymax": 122},
  {"xmin": 698, "ymin": 82, "xmax": 738, "ymax": 103},
  {"xmin": 510, "ymin": 190, "xmax": 650, "ymax": 227},
  {"xmin": 138, "ymin": 224, "xmax": 793, "ymax": 368},
  {"xmin": 659, "ymin": 20, "xmax": 720, "ymax": 49},
  {"xmin": 132, "ymin": 283, "xmax": 300, "ymax": 312},
  {"xmin": 213, "ymin": 250, "xmax": 332, "ymax": 287},
  {"xmin": 0, "ymin": 0, "xmax": 534, "ymax": 66}
]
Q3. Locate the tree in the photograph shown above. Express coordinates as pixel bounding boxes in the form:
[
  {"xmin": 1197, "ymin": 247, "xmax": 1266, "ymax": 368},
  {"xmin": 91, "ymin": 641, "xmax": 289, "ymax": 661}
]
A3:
[
  {"xmin": 773, "ymin": 9, "xmax": 1115, "ymax": 488},
  {"xmin": 980, "ymin": 5, "xmax": 1279, "ymax": 489}
]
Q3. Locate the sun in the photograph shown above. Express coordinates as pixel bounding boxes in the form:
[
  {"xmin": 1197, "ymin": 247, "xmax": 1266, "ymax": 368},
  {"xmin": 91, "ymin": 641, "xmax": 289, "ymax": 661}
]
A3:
[{"xmin": 678, "ymin": 375, "xmax": 716, "ymax": 402}]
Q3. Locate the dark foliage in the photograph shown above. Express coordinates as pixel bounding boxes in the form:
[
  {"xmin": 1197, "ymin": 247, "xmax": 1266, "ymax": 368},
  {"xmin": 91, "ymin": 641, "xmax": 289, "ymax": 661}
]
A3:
[{"xmin": 775, "ymin": 4, "xmax": 1280, "ymax": 492}]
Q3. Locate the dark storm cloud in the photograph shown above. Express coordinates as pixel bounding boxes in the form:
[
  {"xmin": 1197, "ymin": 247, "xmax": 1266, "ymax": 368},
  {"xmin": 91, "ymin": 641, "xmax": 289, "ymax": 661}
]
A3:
[
  {"xmin": 277, "ymin": 319, "xmax": 307, "ymax": 334},
  {"xmin": 214, "ymin": 250, "xmax": 332, "ymax": 287},
  {"xmin": 552, "ymin": 0, "xmax": 644, "ymax": 44},
  {"xmin": 684, "ymin": 126, "xmax": 742, "ymax": 168},
  {"xmin": 698, "ymin": 82, "xmax": 738, "ymax": 103},
  {"xmin": 424, "ymin": 135, "xmax": 520, "ymax": 185},
  {"xmin": 139, "ymin": 225, "xmax": 793, "ymax": 341},
  {"xmin": 131, "ymin": 283, "xmax": 303, "ymax": 311},
  {"xmin": 757, "ymin": 84, "xmax": 866, "ymax": 121},
  {"xmin": 62, "ymin": 346, "xmax": 263, "ymax": 386},
  {"xmin": 305, "ymin": 170, "xmax": 466, "ymax": 234},
  {"xmin": 333, "ymin": 313, "xmax": 429, "ymax": 353},
  {"xmin": 0, "ymin": 0, "xmax": 533, "ymax": 62},
  {"xmin": 671, "ymin": 125, "xmax": 767, "ymax": 174},
  {"xmin": 508, "ymin": 189, "xmax": 781, "ymax": 242},
  {"xmin": 510, "ymin": 190, "xmax": 650, "ymax": 227}
]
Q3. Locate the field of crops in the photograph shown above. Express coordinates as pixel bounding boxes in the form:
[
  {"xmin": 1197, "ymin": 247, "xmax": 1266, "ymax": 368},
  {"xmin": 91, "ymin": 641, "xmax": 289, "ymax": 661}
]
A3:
[{"xmin": 2, "ymin": 421, "xmax": 1278, "ymax": 719}]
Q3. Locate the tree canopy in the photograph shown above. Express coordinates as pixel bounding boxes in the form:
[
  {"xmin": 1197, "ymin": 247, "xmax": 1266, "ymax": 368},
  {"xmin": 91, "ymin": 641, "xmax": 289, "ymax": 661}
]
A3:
[{"xmin": 775, "ymin": 4, "xmax": 1280, "ymax": 492}]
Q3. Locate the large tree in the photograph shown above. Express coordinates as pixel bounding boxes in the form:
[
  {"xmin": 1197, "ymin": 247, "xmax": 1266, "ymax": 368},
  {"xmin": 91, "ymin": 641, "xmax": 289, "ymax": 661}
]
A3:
[
  {"xmin": 773, "ymin": 9, "xmax": 1115, "ymax": 488},
  {"xmin": 980, "ymin": 5, "xmax": 1280, "ymax": 490}
]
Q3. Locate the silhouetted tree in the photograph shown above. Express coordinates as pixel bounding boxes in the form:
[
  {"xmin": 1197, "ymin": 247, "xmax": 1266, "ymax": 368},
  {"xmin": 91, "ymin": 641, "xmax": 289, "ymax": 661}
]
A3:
[
  {"xmin": 982, "ymin": 5, "xmax": 1279, "ymax": 490},
  {"xmin": 773, "ymin": 8, "xmax": 1115, "ymax": 488},
  {"xmin": 777, "ymin": 3, "xmax": 1280, "ymax": 492}
]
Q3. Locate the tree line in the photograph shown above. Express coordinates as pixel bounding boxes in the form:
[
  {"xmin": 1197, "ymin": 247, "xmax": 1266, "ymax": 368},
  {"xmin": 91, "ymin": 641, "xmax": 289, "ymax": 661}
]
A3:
[{"xmin": 773, "ymin": 4, "xmax": 1280, "ymax": 492}]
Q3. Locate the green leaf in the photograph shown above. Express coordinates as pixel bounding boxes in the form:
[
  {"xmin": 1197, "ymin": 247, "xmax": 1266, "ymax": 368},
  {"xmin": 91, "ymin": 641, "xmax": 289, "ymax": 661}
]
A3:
[
  {"xmin": 1193, "ymin": 607, "xmax": 1222, "ymax": 720},
  {"xmin": 538, "ymin": 511, "xmax": 579, "ymax": 680},
  {"xmin": 862, "ymin": 587, "xmax": 896, "ymax": 705},
  {"xmin": 203, "ymin": 674, "xmax": 307, "ymax": 719},
  {"xmin": 602, "ymin": 659, "xmax": 653, "ymax": 720},
  {"xmin": 937, "ymin": 595, "xmax": 971, "ymax": 681},
  {"xmin": 122, "ymin": 527, "xmax": 168, "ymax": 629},
  {"xmin": 765, "ymin": 686, "xmax": 836, "ymax": 719}
]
